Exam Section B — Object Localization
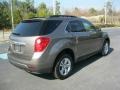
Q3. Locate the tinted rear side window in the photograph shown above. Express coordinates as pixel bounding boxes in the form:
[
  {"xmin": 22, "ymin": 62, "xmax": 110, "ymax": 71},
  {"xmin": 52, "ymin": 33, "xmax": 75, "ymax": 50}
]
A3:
[
  {"xmin": 40, "ymin": 20, "xmax": 62, "ymax": 35},
  {"xmin": 12, "ymin": 20, "xmax": 62, "ymax": 36}
]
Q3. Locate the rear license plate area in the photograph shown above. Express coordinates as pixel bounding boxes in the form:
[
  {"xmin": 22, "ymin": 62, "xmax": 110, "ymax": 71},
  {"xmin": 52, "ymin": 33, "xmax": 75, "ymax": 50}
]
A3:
[{"xmin": 13, "ymin": 44, "xmax": 21, "ymax": 52}]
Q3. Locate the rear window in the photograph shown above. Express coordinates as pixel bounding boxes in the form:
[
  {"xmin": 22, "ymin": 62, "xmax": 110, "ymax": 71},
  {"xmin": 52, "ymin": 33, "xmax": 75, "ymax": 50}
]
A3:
[{"xmin": 12, "ymin": 20, "xmax": 62, "ymax": 36}]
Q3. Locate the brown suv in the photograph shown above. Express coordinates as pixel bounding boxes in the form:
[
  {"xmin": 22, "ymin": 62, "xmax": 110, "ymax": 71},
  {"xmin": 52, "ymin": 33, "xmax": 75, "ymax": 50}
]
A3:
[{"xmin": 8, "ymin": 15, "xmax": 110, "ymax": 79}]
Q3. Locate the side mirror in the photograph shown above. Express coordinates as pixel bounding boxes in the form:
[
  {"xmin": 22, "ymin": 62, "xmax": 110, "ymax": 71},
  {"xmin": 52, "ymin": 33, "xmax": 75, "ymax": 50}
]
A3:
[
  {"xmin": 97, "ymin": 28, "xmax": 101, "ymax": 32},
  {"xmin": 95, "ymin": 26, "xmax": 101, "ymax": 32}
]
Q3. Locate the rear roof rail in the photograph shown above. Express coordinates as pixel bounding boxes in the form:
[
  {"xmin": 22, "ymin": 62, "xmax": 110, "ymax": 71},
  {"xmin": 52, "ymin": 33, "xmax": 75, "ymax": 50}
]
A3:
[
  {"xmin": 49, "ymin": 15, "xmax": 77, "ymax": 18},
  {"xmin": 29, "ymin": 16, "xmax": 46, "ymax": 19}
]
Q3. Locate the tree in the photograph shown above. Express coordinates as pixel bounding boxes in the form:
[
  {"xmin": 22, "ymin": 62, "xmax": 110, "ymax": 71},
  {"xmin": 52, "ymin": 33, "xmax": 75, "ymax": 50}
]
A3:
[
  {"xmin": 13, "ymin": 0, "xmax": 36, "ymax": 22},
  {"xmin": 65, "ymin": 8, "xmax": 89, "ymax": 16},
  {"xmin": 98, "ymin": 8, "xmax": 105, "ymax": 15},
  {"xmin": 106, "ymin": 1, "xmax": 112, "ymax": 16},
  {"xmin": 37, "ymin": 2, "xmax": 48, "ymax": 17},
  {"xmin": 55, "ymin": 0, "xmax": 61, "ymax": 15},
  {"xmin": 0, "ymin": 1, "xmax": 11, "ymax": 30},
  {"xmin": 37, "ymin": 2, "xmax": 53, "ymax": 17},
  {"xmin": 89, "ymin": 8, "xmax": 97, "ymax": 16},
  {"xmin": 73, "ymin": 7, "xmax": 81, "ymax": 16}
]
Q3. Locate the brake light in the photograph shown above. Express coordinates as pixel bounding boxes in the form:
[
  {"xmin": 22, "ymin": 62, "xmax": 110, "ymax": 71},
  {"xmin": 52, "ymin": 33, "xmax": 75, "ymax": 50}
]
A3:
[{"xmin": 34, "ymin": 37, "xmax": 50, "ymax": 52}]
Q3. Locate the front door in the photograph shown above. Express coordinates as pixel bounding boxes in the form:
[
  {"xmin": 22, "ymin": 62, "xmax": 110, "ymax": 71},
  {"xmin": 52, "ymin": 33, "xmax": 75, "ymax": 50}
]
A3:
[
  {"xmin": 82, "ymin": 19, "xmax": 103, "ymax": 54},
  {"xmin": 66, "ymin": 20, "xmax": 92, "ymax": 59}
]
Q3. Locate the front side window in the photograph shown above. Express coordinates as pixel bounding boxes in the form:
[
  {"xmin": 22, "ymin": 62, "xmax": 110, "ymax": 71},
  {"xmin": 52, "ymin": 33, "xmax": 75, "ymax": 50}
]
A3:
[
  {"xmin": 66, "ymin": 20, "xmax": 85, "ymax": 32},
  {"xmin": 82, "ymin": 20, "xmax": 96, "ymax": 31}
]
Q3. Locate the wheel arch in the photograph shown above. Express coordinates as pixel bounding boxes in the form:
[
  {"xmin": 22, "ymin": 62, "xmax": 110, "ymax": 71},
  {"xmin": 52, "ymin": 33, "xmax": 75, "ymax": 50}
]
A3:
[
  {"xmin": 104, "ymin": 37, "xmax": 110, "ymax": 45},
  {"xmin": 52, "ymin": 48, "xmax": 75, "ymax": 72}
]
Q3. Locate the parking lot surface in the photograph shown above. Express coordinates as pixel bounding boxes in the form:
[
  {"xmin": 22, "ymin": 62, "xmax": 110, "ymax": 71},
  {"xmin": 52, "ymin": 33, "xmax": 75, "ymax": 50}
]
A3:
[{"xmin": 0, "ymin": 28, "xmax": 120, "ymax": 90}]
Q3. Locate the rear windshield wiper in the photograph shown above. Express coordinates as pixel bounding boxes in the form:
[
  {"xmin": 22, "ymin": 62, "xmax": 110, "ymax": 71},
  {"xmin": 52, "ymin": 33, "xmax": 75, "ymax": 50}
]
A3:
[{"xmin": 12, "ymin": 32, "xmax": 21, "ymax": 36}]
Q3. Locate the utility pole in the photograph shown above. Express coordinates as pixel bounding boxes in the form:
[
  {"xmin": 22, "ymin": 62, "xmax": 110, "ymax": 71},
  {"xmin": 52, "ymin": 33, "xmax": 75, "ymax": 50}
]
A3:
[
  {"xmin": 53, "ymin": 0, "xmax": 56, "ymax": 15},
  {"xmin": 111, "ymin": 0, "xmax": 113, "ymax": 24},
  {"xmin": 10, "ymin": 0, "xmax": 14, "ymax": 30},
  {"xmin": 105, "ymin": 5, "xmax": 107, "ymax": 24},
  {"xmin": 105, "ymin": 0, "xmax": 113, "ymax": 24},
  {"xmin": 105, "ymin": 0, "xmax": 108, "ymax": 24}
]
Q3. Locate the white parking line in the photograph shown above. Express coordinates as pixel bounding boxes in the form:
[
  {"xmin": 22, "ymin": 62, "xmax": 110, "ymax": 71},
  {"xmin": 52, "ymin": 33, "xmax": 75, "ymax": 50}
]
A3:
[{"xmin": 0, "ymin": 53, "xmax": 8, "ymax": 60}]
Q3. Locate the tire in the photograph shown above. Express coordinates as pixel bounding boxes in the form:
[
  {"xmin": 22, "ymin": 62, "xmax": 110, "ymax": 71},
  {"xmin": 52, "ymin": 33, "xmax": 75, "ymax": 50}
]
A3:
[
  {"xmin": 101, "ymin": 41, "xmax": 110, "ymax": 56},
  {"xmin": 54, "ymin": 54, "xmax": 74, "ymax": 80}
]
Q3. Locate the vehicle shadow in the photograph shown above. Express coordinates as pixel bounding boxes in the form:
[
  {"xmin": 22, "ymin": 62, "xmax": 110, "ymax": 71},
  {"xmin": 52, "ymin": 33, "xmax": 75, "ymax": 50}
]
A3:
[
  {"xmin": 71, "ymin": 56, "xmax": 102, "ymax": 77},
  {"xmin": 32, "ymin": 48, "xmax": 114, "ymax": 80},
  {"xmin": 71, "ymin": 47, "xmax": 114, "ymax": 77}
]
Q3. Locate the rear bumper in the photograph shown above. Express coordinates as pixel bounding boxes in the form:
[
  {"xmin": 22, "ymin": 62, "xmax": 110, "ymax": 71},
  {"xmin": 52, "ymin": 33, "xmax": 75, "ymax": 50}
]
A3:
[{"xmin": 8, "ymin": 53, "xmax": 52, "ymax": 74}]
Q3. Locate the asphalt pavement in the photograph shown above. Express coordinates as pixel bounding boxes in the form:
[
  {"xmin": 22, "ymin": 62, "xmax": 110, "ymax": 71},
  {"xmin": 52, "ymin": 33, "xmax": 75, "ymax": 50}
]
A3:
[{"xmin": 0, "ymin": 28, "xmax": 120, "ymax": 90}]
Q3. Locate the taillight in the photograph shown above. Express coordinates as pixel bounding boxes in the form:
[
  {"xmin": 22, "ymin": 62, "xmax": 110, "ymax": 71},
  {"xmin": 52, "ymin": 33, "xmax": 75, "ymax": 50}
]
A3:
[{"xmin": 34, "ymin": 37, "xmax": 50, "ymax": 52}]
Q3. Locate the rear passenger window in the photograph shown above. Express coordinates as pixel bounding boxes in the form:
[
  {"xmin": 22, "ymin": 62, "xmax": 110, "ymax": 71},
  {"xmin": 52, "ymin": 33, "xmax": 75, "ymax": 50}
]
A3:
[
  {"xmin": 12, "ymin": 20, "xmax": 62, "ymax": 36},
  {"xmin": 40, "ymin": 20, "xmax": 62, "ymax": 35}
]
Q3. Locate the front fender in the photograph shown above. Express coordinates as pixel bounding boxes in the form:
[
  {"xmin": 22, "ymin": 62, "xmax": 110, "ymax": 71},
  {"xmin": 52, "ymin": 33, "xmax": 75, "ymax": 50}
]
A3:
[{"xmin": 102, "ymin": 32, "xmax": 110, "ymax": 43}]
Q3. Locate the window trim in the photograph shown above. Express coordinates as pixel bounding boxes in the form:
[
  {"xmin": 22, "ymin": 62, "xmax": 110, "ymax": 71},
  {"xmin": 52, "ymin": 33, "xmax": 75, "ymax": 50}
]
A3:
[{"xmin": 64, "ymin": 21, "xmax": 70, "ymax": 33}]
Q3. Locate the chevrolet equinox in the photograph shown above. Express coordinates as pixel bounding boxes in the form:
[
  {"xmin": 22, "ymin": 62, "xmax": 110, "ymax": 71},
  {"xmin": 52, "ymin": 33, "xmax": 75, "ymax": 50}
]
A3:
[{"xmin": 8, "ymin": 15, "xmax": 110, "ymax": 79}]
